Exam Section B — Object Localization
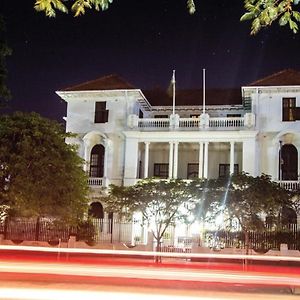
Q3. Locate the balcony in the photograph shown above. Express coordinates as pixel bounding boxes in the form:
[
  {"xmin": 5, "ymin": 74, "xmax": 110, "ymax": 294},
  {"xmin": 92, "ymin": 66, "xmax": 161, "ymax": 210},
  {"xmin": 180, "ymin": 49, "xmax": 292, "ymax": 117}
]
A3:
[
  {"xmin": 88, "ymin": 177, "xmax": 104, "ymax": 187},
  {"xmin": 276, "ymin": 180, "xmax": 300, "ymax": 191},
  {"xmin": 127, "ymin": 113, "xmax": 255, "ymax": 131}
]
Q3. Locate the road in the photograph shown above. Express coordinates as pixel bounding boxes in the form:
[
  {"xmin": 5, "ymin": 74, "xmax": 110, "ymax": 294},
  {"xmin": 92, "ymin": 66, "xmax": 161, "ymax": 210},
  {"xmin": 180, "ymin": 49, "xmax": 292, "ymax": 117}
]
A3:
[{"xmin": 0, "ymin": 245, "xmax": 299, "ymax": 299}]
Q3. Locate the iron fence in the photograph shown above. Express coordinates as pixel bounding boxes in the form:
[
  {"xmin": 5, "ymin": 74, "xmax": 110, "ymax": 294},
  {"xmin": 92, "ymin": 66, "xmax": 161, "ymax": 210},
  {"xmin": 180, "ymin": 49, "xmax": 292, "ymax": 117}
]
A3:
[{"xmin": 205, "ymin": 224, "xmax": 300, "ymax": 251}]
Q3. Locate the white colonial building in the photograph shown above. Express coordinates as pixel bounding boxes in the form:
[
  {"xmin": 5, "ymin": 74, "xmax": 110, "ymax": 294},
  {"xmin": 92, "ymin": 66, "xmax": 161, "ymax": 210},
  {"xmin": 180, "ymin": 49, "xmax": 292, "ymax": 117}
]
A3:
[{"xmin": 56, "ymin": 69, "xmax": 300, "ymax": 220}]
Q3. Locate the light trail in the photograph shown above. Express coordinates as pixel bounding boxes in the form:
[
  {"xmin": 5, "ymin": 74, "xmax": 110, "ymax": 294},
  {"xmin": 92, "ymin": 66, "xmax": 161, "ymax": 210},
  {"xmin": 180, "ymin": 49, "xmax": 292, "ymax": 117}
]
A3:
[
  {"xmin": 0, "ymin": 244, "xmax": 300, "ymax": 263},
  {"xmin": 0, "ymin": 261, "xmax": 299, "ymax": 287},
  {"xmin": 0, "ymin": 286, "xmax": 297, "ymax": 300}
]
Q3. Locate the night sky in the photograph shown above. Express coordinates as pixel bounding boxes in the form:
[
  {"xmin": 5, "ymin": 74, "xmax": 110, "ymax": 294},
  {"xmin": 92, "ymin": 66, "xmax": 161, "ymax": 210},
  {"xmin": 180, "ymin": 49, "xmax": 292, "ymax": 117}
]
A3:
[{"xmin": 2, "ymin": 0, "xmax": 300, "ymax": 122}]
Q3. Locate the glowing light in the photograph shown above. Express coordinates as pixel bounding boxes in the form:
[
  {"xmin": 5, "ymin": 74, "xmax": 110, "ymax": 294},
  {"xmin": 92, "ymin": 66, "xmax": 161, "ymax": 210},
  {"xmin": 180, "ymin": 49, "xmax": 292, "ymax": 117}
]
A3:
[
  {"xmin": 1, "ymin": 244, "xmax": 300, "ymax": 263},
  {"xmin": 0, "ymin": 288, "xmax": 213, "ymax": 300}
]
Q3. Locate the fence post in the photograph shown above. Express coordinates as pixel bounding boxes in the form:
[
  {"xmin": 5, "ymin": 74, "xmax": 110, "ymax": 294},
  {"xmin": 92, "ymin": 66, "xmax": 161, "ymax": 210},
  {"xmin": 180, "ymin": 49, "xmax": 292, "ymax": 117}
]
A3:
[
  {"xmin": 3, "ymin": 217, "xmax": 8, "ymax": 240},
  {"xmin": 35, "ymin": 217, "xmax": 40, "ymax": 241},
  {"xmin": 110, "ymin": 219, "xmax": 113, "ymax": 243}
]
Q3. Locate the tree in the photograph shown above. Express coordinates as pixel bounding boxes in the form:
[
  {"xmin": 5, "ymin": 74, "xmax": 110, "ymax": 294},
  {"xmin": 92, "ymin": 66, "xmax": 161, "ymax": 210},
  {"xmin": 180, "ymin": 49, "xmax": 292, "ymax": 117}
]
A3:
[
  {"xmin": 33, "ymin": 0, "xmax": 300, "ymax": 34},
  {"xmin": 240, "ymin": 0, "xmax": 300, "ymax": 34},
  {"xmin": 202, "ymin": 173, "xmax": 292, "ymax": 253},
  {"xmin": 33, "ymin": 0, "xmax": 196, "ymax": 17},
  {"xmin": 105, "ymin": 178, "xmax": 198, "ymax": 252},
  {"xmin": 0, "ymin": 112, "xmax": 89, "ymax": 225}
]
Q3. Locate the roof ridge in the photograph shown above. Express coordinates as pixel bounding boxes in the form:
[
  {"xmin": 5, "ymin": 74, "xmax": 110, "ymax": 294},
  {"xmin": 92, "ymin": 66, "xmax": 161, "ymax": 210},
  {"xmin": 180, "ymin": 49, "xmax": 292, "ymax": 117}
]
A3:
[
  {"xmin": 249, "ymin": 69, "xmax": 297, "ymax": 86},
  {"xmin": 61, "ymin": 74, "xmax": 136, "ymax": 91}
]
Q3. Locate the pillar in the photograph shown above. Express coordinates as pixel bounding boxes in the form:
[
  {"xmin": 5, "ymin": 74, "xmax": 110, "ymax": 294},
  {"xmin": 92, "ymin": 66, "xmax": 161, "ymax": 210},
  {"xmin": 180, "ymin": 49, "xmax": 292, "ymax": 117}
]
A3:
[
  {"xmin": 173, "ymin": 142, "xmax": 179, "ymax": 179},
  {"xmin": 203, "ymin": 141, "xmax": 209, "ymax": 178},
  {"xmin": 144, "ymin": 142, "xmax": 150, "ymax": 178},
  {"xmin": 198, "ymin": 142, "xmax": 204, "ymax": 178},
  {"xmin": 169, "ymin": 142, "xmax": 174, "ymax": 179},
  {"xmin": 230, "ymin": 141, "xmax": 235, "ymax": 175}
]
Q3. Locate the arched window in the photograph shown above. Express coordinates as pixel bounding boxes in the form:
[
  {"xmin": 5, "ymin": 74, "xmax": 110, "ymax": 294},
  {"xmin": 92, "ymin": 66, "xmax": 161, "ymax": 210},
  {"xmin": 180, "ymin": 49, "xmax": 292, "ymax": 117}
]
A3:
[
  {"xmin": 279, "ymin": 144, "xmax": 298, "ymax": 180},
  {"xmin": 89, "ymin": 144, "xmax": 104, "ymax": 178},
  {"xmin": 88, "ymin": 202, "xmax": 104, "ymax": 219}
]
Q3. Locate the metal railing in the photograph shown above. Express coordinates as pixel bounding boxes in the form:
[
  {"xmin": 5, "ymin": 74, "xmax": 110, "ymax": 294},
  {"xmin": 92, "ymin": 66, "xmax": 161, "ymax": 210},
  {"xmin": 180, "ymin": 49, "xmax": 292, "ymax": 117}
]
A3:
[{"xmin": 276, "ymin": 180, "xmax": 300, "ymax": 191}]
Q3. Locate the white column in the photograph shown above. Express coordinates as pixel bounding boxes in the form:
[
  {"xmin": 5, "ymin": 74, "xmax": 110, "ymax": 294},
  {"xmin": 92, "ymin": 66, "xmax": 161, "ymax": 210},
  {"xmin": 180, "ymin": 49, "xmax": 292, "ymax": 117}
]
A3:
[
  {"xmin": 173, "ymin": 142, "xmax": 179, "ymax": 179},
  {"xmin": 124, "ymin": 137, "xmax": 139, "ymax": 186},
  {"xmin": 203, "ymin": 141, "xmax": 209, "ymax": 178},
  {"xmin": 230, "ymin": 141, "xmax": 235, "ymax": 175},
  {"xmin": 144, "ymin": 142, "xmax": 150, "ymax": 178},
  {"xmin": 198, "ymin": 142, "xmax": 204, "ymax": 178},
  {"xmin": 242, "ymin": 139, "xmax": 257, "ymax": 176},
  {"xmin": 168, "ymin": 142, "xmax": 174, "ymax": 179},
  {"xmin": 103, "ymin": 139, "xmax": 110, "ymax": 178}
]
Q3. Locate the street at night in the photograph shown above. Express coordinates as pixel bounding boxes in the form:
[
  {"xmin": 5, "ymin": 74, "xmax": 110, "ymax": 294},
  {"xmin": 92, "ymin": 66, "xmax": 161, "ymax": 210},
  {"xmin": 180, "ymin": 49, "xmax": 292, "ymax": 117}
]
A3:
[{"xmin": 0, "ymin": 246, "xmax": 299, "ymax": 299}]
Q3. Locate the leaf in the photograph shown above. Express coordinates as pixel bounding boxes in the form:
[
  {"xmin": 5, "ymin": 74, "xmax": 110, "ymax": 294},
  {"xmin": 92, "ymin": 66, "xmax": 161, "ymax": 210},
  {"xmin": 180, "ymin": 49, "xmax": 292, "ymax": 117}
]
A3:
[
  {"xmin": 250, "ymin": 17, "xmax": 261, "ymax": 34},
  {"xmin": 289, "ymin": 18, "xmax": 299, "ymax": 32},
  {"xmin": 268, "ymin": 6, "xmax": 278, "ymax": 20},
  {"xmin": 279, "ymin": 12, "xmax": 290, "ymax": 26},
  {"xmin": 292, "ymin": 10, "xmax": 300, "ymax": 21},
  {"xmin": 240, "ymin": 12, "xmax": 255, "ymax": 21},
  {"xmin": 187, "ymin": 0, "xmax": 196, "ymax": 14}
]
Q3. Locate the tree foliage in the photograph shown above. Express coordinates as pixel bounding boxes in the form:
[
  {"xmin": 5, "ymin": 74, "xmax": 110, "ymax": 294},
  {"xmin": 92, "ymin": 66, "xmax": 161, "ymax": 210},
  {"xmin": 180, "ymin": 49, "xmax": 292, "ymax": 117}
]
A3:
[
  {"xmin": 105, "ymin": 178, "xmax": 198, "ymax": 249},
  {"xmin": 202, "ymin": 173, "xmax": 293, "ymax": 251},
  {"xmin": 33, "ymin": 0, "xmax": 300, "ymax": 34},
  {"xmin": 33, "ymin": 0, "xmax": 196, "ymax": 17},
  {"xmin": 0, "ymin": 112, "xmax": 89, "ymax": 224},
  {"xmin": 241, "ymin": 0, "xmax": 300, "ymax": 34}
]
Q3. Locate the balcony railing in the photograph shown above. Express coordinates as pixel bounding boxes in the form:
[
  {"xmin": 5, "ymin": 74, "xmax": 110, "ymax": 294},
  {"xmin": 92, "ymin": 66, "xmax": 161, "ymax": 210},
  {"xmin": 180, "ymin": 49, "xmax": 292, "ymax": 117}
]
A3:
[
  {"xmin": 209, "ymin": 117, "xmax": 244, "ymax": 128},
  {"xmin": 138, "ymin": 118, "xmax": 169, "ymax": 128},
  {"xmin": 276, "ymin": 180, "xmax": 300, "ymax": 191},
  {"xmin": 128, "ymin": 113, "xmax": 254, "ymax": 131},
  {"xmin": 88, "ymin": 177, "xmax": 103, "ymax": 186}
]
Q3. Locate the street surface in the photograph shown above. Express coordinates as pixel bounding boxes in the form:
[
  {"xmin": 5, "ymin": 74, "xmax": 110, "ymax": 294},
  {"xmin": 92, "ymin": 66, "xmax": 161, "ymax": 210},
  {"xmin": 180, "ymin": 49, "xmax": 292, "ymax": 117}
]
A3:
[{"xmin": 0, "ymin": 245, "xmax": 299, "ymax": 299}]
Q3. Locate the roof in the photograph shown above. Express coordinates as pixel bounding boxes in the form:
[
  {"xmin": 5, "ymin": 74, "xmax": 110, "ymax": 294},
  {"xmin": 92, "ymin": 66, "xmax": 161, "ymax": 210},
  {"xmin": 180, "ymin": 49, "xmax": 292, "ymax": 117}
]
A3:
[
  {"xmin": 143, "ymin": 88, "xmax": 242, "ymax": 106},
  {"xmin": 248, "ymin": 69, "xmax": 300, "ymax": 86},
  {"xmin": 62, "ymin": 74, "xmax": 136, "ymax": 91}
]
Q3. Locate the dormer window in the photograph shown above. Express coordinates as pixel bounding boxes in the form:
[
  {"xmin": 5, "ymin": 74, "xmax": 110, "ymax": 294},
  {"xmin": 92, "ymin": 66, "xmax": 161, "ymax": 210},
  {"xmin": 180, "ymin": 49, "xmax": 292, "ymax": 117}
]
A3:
[{"xmin": 95, "ymin": 102, "xmax": 109, "ymax": 123}]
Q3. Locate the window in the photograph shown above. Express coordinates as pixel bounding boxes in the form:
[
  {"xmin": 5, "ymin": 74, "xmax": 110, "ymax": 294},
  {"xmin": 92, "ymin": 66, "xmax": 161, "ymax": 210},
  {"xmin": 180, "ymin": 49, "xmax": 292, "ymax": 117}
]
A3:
[
  {"xmin": 279, "ymin": 144, "xmax": 298, "ymax": 180},
  {"xmin": 154, "ymin": 115, "xmax": 168, "ymax": 118},
  {"xmin": 95, "ymin": 102, "xmax": 109, "ymax": 123},
  {"xmin": 227, "ymin": 114, "xmax": 241, "ymax": 118},
  {"xmin": 89, "ymin": 144, "xmax": 104, "ymax": 177},
  {"xmin": 190, "ymin": 114, "xmax": 200, "ymax": 118},
  {"xmin": 282, "ymin": 98, "xmax": 296, "ymax": 121},
  {"xmin": 187, "ymin": 163, "xmax": 199, "ymax": 179},
  {"xmin": 154, "ymin": 163, "xmax": 169, "ymax": 178},
  {"xmin": 139, "ymin": 109, "xmax": 143, "ymax": 118},
  {"xmin": 219, "ymin": 164, "xmax": 239, "ymax": 178}
]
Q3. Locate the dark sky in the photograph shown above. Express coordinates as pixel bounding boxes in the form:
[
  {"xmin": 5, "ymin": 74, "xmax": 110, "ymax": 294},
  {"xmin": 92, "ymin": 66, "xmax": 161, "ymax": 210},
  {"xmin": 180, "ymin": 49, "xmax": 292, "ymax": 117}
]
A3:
[{"xmin": 2, "ymin": 0, "xmax": 300, "ymax": 121}]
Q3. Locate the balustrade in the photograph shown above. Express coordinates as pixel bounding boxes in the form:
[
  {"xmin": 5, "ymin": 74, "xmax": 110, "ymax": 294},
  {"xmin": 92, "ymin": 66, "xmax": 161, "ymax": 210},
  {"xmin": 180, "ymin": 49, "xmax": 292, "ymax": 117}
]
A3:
[
  {"xmin": 136, "ymin": 116, "xmax": 245, "ymax": 130},
  {"xmin": 88, "ymin": 177, "xmax": 103, "ymax": 186}
]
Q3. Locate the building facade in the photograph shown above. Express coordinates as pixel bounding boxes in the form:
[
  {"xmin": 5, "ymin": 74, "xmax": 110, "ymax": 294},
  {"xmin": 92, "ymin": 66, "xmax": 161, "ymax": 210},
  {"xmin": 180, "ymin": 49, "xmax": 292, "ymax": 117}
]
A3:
[{"xmin": 56, "ymin": 70, "xmax": 300, "ymax": 218}]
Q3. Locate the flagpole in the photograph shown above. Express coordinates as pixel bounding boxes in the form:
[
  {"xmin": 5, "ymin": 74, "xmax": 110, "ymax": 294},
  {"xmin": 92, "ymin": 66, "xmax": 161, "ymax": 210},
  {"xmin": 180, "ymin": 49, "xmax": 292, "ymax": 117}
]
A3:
[
  {"xmin": 172, "ymin": 70, "xmax": 176, "ymax": 115},
  {"xmin": 203, "ymin": 68, "xmax": 206, "ymax": 114}
]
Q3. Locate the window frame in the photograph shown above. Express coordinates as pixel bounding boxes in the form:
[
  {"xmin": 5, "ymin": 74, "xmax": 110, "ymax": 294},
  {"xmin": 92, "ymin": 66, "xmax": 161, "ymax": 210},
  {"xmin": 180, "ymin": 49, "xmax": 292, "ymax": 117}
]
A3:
[{"xmin": 153, "ymin": 163, "xmax": 169, "ymax": 179}]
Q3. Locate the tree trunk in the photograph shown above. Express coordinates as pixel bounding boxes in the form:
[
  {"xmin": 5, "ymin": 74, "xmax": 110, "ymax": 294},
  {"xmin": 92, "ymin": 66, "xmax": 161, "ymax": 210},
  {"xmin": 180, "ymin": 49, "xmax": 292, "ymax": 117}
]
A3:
[
  {"xmin": 35, "ymin": 216, "xmax": 40, "ymax": 241},
  {"xmin": 155, "ymin": 237, "xmax": 162, "ymax": 263}
]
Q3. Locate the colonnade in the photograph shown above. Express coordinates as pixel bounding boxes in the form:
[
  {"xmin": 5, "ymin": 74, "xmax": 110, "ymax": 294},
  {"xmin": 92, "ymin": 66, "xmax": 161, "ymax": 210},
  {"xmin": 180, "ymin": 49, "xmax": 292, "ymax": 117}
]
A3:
[{"xmin": 143, "ymin": 141, "xmax": 236, "ymax": 179}]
